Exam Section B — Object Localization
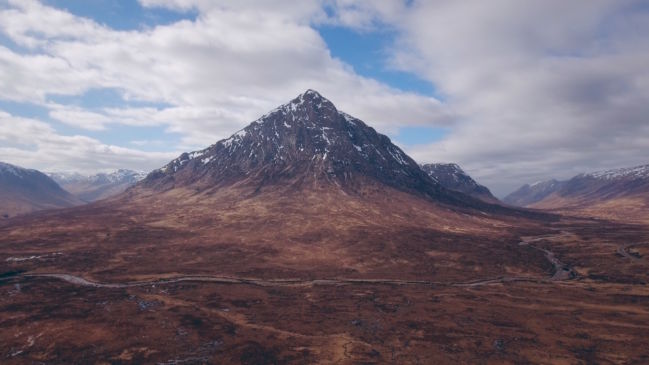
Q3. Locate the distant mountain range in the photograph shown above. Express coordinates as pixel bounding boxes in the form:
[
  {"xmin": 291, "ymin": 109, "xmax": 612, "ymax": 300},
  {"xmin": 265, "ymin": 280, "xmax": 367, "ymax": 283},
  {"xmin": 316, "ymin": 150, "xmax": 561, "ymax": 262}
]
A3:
[
  {"xmin": 0, "ymin": 162, "xmax": 82, "ymax": 218},
  {"xmin": 421, "ymin": 163, "xmax": 498, "ymax": 203},
  {"xmin": 48, "ymin": 169, "xmax": 147, "ymax": 202},
  {"xmin": 503, "ymin": 179, "xmax": 565, "ymax": 207},
  {"xmin": 504, "ymin": 164, "xmax": 649, "ymax": 221}
]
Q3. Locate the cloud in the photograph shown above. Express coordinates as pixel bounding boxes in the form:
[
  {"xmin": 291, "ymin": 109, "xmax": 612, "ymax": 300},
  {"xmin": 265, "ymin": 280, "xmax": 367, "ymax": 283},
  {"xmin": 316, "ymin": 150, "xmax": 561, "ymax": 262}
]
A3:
[
  {"xmin": 0, "ymin": 110, "xmax": 178, "ymax": 173},
  {"xmin": 0, "ymin": 0, "xmax": 452, "ymax": 174},
  {"xmin": 378, "ymin": 0, "xmax": 649, "ymax": 195}
]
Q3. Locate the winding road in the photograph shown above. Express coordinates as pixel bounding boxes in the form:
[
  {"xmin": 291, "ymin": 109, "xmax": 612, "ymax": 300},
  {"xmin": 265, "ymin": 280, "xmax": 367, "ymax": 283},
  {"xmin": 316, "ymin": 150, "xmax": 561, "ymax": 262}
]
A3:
[
  {"xmin": 3, "ymin": 233, "xmax": 578, "ymax": 290},
  {"xmin": 16, "ymin": 272, "xmax": 551, "ymax": 289}
]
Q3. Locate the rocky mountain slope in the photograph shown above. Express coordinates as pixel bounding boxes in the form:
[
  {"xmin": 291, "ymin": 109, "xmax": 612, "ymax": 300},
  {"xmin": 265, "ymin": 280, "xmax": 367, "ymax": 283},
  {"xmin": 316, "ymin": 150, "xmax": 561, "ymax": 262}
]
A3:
[
  {"xmin": 0, "ymin": 162, "xmax": 83, "ymax": 218},
  {"xmin": 49, "ymin": 169, "xmax": 146, "ymax": 202},
  {"xmin": 143, "ymin": 90, "xmax": 440, "ymax": 196},
  {"xmin": 421, "ymin": 163, "xmax": 498, "ymax": 203},
  {"xmin": 137, "ymin": 90, "xmax": 515, "ymax": 214}
]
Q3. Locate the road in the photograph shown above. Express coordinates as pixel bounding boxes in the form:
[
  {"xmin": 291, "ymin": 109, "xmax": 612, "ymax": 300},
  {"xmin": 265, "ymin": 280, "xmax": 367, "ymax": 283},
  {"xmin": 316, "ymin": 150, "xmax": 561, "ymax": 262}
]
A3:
[{"xmin": 2, "ymin": 233, "xmax": 578, "ymax": 289}]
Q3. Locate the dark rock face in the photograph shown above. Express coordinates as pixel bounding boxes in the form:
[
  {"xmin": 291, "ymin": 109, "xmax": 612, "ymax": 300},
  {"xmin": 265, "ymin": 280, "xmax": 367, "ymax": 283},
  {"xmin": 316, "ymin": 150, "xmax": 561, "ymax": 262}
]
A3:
[
  {"xmin": 503, "ymin": 179, "xmax": 565, "ymax": 207},
  {"xmin": 143, "ymin": 90, "xmax": 447, "ymax": 199},
  {"xmin": 0, "ymin": 162, "xmax": 82, "ymax": 217},
  {"xmin": 421, "ymin": 163, "xmax": 498, "ymax": 203}
]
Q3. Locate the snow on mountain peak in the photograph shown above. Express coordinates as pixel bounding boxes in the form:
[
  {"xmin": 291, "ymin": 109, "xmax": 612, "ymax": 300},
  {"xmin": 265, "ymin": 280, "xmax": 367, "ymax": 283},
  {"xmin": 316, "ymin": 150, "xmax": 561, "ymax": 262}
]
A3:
[
  {"xmin": 147, "ymin": 90, "xmax": 439, "ymax": 196},
  {"xmin": 585, "ymin": 164, "xmax": 649, "ymax": 180},
  {"xmin": 48, "ymin": 169, "xmax": 147, "ymax": 184},
  {"xmin": 0, "ymin": 162, "xmax": 32, "ymax": 178},
  {"xmin": 173, "ymin": 90, "xmax": 406, "ymax": 172}
]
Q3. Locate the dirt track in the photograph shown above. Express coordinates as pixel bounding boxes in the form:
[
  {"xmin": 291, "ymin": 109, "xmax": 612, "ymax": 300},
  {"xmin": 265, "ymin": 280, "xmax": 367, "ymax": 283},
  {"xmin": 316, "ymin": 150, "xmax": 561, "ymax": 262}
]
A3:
[
  {"xmin": 3, "ymin": 233, "xmax": 579, "ymax": 290},
  {"xmin": 20, "ymin": 272, "xmax": 551, "ymax": 289}
]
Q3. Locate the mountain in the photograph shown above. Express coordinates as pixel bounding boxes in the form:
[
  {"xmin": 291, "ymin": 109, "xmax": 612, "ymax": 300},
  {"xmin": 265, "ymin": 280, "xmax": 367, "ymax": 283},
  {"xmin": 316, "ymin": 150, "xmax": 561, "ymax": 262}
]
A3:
[
  {"xmin": 2, "ymin": 89, "xmax": 540, "ymax": 281},
  {"xmin": 420, "ymin": 163, "xmax": 498, "ymax": 203},
  {"xmin": 506, "ymin": 164, "xmax": 649, "ymax": 222},
  {"xmin": 503, "ymin": 179, "xmax": 565, "ymax": 206},
  {"xmin": 48, "ymin": 169, "xmax": 147, "ymax": 202},
  {"xmin": 0, "ymin": 162, "xmax": 83, "ymax": 218},
  {"xmin": 138, "ymin": 90, "xmax": 501, "ymax": 211}
]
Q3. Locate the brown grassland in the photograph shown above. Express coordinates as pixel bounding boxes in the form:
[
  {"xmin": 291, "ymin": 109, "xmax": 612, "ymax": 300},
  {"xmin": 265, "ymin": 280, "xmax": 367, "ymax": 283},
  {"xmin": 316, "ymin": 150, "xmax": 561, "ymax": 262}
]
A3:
[{"xmin": 1, "ymin": 183, "xmax": 648, "ymax": 364}]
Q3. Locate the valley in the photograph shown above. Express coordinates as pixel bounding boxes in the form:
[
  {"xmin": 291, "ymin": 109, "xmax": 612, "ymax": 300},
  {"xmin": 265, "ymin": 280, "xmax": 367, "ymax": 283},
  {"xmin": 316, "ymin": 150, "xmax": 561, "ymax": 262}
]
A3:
[{"xmin": 2, "ymin": 218, "xmax": 648, "ymax": 364}]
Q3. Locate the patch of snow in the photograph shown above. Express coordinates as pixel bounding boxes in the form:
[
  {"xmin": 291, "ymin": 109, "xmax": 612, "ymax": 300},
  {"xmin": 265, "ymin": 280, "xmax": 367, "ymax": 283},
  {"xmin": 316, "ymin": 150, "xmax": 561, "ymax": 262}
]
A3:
[
  {"xmin": 320, "ymin": 127, "xmax": 332, "ymax": 145},
  {"xmin": 0, "ymin": 162, "xmax": 33, "ymax": 178},
  {"xmin": 587, "ymin": 164, "xmax": 649, "ymax": 180},
  {"xmin": 375, "ymin": 147, "xmax": 386, "ymax": 161},
  {"xmin": 388, "ymin": 147, "xmax": 408, "ymax": 165},
  {"xmin": 188, "ymin": 150, "xmax": 206, "ymax": 160},
  {"xmin": 222, "ymin": 128, "xmax": 248, "ymax": 149},
  {"xmin": 340, "ymin": 112, "xmax": 357, "ymax": 125}
]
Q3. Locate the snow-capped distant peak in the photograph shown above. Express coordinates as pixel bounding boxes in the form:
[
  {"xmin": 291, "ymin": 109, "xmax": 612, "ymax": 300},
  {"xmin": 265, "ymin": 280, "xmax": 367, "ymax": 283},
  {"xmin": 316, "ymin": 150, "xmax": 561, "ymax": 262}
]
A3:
[
  {"xmin": 585, "ymin": 164, "xmax": 649, "ymax": 180},
  {"xmin": 48, "ymin": 169, "xmax": 147, "ymax": 184},
  {"xmin": 0, "ymin": 162, "xmax": 28, "ymax": 177},
  {"xmin": 528, "ymin": 179, "xmax": 558, "ymax": 188}
]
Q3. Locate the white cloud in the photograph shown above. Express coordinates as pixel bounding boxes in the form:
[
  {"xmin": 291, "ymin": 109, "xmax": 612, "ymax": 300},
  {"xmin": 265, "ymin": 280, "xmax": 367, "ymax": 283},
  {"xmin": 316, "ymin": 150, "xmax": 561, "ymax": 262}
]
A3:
[
  {"xmin": 0, "ymin": 111, "xmax": 177, "ymax": 173},
  {"xmin": 0, "ymin": 0, "xmax": 450, "ymax": 173},
  {"xmin": 378, "ymin": 0, "xmax": 649, "ymax": 195}
]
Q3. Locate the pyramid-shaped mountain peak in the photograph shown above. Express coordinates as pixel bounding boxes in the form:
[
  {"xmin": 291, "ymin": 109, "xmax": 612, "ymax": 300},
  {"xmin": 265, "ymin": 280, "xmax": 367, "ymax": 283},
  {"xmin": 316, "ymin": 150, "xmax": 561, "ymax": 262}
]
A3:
[
  {"xmin": 142, "ymin": 91, "xmax": 463, "ymax": 203},
  {"xmin": 301, "ymin": 88, "xmax": 324, "ymax": 98},
  {"xmin": 294, "ymin": 89, "xmax": 333, "ymax": 108},
  {"xmin": 259, "ymin": 89, "xmax": 338, "ymax": 125}
]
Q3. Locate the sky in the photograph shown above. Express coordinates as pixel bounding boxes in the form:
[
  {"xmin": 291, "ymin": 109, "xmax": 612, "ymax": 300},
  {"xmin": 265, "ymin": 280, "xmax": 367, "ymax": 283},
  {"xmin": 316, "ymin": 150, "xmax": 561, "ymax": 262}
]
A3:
[{"xmin": 0, "ymin": 0, "xmax": 648, "ymax": 197}]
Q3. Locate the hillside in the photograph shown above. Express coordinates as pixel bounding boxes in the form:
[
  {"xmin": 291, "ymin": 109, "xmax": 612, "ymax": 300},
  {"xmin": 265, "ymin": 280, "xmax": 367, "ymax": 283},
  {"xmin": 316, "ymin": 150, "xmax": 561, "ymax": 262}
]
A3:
[{"xmin": 0, "ymin": 162, "xmax": 83, "ymax": 218}]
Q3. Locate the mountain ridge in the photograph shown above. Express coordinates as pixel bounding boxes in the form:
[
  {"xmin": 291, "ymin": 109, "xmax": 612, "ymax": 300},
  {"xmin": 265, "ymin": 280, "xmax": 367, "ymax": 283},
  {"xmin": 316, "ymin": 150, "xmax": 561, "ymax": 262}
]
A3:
[
  {"xmin": 420, "ymin": 163, "xmax": 499, "ymax": 203},
  {"xmin": 504, "ymin": 164, "xmax": 649, "ymax": 221},
  {"xmin": 0, "ymin": 161, "xmax": 83, "ymax": 218}
]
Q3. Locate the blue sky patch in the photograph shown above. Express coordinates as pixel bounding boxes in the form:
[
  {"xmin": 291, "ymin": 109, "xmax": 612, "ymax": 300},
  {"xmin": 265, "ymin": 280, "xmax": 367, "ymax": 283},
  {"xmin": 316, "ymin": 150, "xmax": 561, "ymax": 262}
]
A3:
[
  {"xmin": 394, "ymin": 126, "xmax": 448, "ymax": 146},
  {"xmin": 42, "ymin": 0, "xmax": 197, "ymax": 30},
  {"xmin": 317, "ymin": 25, "xmax": 438, "ymax": 97},
  {"xmin": 47, "ymin": 88, "xmax": 170, "ymax": 110}
]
